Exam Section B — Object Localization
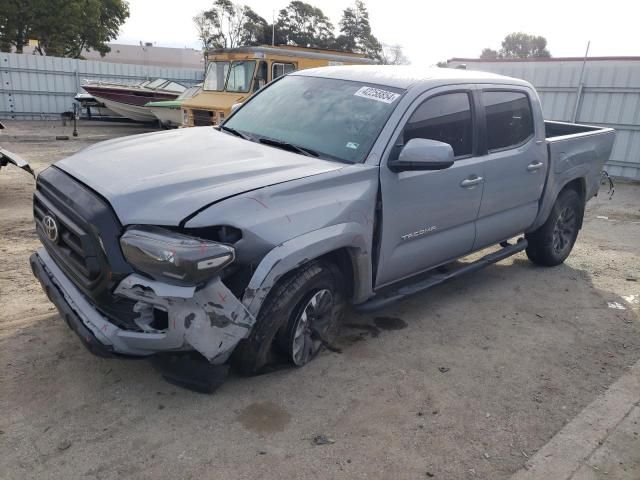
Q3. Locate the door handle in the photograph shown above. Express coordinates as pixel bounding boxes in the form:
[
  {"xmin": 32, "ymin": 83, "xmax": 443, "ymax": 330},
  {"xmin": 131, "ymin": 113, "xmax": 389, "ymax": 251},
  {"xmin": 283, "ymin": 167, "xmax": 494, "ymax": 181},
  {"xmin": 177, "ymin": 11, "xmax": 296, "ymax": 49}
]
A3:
[
  {"xmin": 527, "ymin": 161, "xmax": 544, "ymax": 172},
  {"xmin": 460, "ymin": 176, "xmax": 483, "ymax": 188}
]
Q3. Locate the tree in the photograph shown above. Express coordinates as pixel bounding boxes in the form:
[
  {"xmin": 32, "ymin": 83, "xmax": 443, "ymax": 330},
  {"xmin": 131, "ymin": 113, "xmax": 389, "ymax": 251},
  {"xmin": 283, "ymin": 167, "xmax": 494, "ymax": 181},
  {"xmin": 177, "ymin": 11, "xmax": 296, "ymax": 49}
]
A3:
[
  {"xmin": 379, "ymin": 44, "xmax": 409, "ymax": 65},
  {"xmin": 0, "ymin": 0, "xmax": 36, "ymax": 53},
  {"xmin": 500, "ymin": 32, "xmax": 550, "ymax": 58},
  {"xmin": 335, "ymin": 0, "xmax": 381, "ymax": 60},
  {"xmin": 480, "ymin": 48, "xmax": 499, "ymax": 60},
  {"xmin": 275, "ymin": 1, "xmax": 335, "ymax": 49},
  {"xmin": 194, "ymin": 1, "xmax": 269, "ymax": 52},
  {"xmin": 479, "ymin": 32, "xmax": 551, "ymax": 59},
  {"xmin": 0, "ymin": 0, "xmax": 129, "ymax": 57},
  {"xmin": 241, "ymin": 7, "xmax": 270, "ymax": 46}
]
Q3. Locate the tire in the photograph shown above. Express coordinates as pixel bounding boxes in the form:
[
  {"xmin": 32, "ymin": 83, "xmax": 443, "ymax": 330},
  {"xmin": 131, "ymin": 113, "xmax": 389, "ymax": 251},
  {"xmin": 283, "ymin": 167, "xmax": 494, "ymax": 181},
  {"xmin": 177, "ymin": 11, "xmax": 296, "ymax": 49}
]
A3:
[
  {"xmin": 525, "ymin": 188, "xmax": 583, "ymax": 266},
  {"xmin": 232, "ymin": 260, "xmax": 345, "ymax": 375}
]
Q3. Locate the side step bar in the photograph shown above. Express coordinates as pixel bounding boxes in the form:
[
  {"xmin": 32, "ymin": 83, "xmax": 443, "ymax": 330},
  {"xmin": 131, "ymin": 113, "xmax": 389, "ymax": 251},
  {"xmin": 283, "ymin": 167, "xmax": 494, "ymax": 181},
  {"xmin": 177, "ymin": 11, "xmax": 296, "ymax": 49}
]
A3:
[{"xmin": 356, "ymin": 238, "xmax": 528, "ymax": 313}]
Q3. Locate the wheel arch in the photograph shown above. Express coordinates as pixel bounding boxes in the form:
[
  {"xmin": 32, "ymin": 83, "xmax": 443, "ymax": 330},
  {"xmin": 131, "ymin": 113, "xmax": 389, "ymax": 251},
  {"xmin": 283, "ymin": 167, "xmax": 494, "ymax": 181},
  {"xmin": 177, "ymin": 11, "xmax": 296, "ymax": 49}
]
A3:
[
  {"xmin": 529, "ymin": 175, "xmax": 588, "ymax": 232},
  {"xmin": 241, "ymin": 223, "xmax": 374, "ymax": 317}
]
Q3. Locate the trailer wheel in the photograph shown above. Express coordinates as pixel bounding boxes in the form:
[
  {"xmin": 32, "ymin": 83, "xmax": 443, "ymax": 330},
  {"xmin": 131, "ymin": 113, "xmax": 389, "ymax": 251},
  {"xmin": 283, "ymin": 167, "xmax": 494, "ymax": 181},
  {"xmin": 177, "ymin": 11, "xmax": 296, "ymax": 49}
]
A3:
[
  {"xmin": 525, "ymin": 189, "xmax": 583, "ymax": 266},
  {"xmin": 232, "ymin": 260, "xmax": 345, "ymax": 375}
]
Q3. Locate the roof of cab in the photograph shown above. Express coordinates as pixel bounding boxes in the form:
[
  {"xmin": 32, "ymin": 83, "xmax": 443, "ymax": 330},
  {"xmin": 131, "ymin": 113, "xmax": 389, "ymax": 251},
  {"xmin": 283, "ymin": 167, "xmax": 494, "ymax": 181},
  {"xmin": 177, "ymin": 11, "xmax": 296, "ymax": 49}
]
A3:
[{"xmin": 293, "ymin": 65, "xmax": 532, "ymax": 90}]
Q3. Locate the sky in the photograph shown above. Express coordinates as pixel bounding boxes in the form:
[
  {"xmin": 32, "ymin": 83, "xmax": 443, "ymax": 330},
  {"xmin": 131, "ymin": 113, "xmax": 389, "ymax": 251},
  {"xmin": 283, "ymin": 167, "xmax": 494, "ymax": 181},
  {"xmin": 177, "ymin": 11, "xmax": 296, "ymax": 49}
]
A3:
[{"xmin": 117, "ymin": 0, "xmax": 640, "ymax": 65}]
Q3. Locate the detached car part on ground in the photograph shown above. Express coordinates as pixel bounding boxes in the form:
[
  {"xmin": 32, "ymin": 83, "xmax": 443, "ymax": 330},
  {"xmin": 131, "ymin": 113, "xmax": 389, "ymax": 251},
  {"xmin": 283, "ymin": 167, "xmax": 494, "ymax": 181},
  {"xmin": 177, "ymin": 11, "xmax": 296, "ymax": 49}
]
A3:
[
  {"xmin": 30, "ymin": 66, "xmax": 615, "ymax": 392},
  {"xmin": 1, "ymin": 147, "xmax": 34, "ymax": 177}
]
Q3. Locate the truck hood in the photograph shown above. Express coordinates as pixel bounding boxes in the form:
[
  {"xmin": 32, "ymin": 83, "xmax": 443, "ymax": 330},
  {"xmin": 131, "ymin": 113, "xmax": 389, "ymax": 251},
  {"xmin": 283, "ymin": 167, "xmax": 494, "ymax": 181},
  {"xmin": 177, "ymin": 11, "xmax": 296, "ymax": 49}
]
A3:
[{"xmin": 55, "ymin": 127, "xmax": 344, "ymax": 226}]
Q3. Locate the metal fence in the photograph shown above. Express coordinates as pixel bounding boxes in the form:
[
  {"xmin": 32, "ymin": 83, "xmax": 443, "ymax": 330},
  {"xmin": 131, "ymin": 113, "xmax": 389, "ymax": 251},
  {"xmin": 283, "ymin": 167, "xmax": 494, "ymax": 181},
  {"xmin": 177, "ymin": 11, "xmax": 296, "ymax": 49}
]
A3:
[
  {"xmin": 0, "ymin": 52, "xmax": 204, "ymax": 120},
  {"xmin": 448, "ymin": 57, "xmax": 640, "ymax": 180}
]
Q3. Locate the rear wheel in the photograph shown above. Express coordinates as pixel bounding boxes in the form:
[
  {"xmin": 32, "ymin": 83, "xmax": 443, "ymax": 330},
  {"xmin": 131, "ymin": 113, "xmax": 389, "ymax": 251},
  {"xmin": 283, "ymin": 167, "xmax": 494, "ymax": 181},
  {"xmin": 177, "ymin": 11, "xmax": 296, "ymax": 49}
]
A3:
[
  {"xmin": 232, "ymin": 261, "xmax": 345, "ymax": 375},
  {"xmin": 525, "ymin": 189, "xmax": 583, "ymax": 266}
]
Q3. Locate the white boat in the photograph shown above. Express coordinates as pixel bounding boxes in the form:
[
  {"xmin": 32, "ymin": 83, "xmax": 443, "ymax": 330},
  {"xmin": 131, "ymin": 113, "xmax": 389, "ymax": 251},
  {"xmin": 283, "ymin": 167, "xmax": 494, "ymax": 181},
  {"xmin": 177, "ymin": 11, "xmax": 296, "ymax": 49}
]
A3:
[
  {"xmin": 82, "ymin": 78, "xmax": 187, "ymax": 123},
  {"xmin": 92, "ymin": 96, "xmax": 159, "ymax": 122}
]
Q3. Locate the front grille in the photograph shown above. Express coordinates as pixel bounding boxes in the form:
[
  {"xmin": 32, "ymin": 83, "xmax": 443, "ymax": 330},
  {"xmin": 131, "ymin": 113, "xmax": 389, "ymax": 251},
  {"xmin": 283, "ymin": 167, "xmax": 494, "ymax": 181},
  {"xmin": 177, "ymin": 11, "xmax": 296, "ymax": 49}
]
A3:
[
  {"xmin": 34, "ymin": 167, "xmax": 139, "ymax": 329},
  {"xmin": 192, "ymin": 109, "xmax": 213, "ymax": 126},
  {"xmin": 34, "ymin": 190, "xmax": 101, "ymax": 289}
]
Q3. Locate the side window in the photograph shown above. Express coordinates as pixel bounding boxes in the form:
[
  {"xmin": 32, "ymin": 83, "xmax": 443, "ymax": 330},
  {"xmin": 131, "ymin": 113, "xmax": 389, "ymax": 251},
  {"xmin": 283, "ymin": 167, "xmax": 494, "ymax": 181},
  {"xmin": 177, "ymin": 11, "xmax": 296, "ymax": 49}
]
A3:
[
  {"xmin": 272, "ymin": 62, "xmax": 296, "ymax": 80},
  {"xmin": 404, "ymin": 92, "xmax": 473, "ymax": 157},
  {"xmin": 483, "ymin": 91, "xmax": 534, "ymax": 151}
]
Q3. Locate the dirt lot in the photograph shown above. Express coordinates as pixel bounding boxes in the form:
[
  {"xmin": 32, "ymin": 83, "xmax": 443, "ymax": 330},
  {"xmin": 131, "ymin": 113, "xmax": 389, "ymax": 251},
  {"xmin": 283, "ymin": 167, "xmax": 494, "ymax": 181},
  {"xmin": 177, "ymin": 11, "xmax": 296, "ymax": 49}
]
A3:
[{"xmin": 1, "ymin": 121, "xmax": 639, "ymax": 480}]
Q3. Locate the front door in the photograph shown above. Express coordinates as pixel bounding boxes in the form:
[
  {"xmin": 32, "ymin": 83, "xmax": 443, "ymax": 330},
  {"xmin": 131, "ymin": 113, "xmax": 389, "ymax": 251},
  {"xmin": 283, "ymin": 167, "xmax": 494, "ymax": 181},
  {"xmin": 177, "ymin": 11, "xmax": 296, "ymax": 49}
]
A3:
[
  {"xmin": 473, "ymin": 88, "xmax": 547, "ymax": 249},
  {"xmin": 376, "ymin": 88, "xmax": 484, "ymax": 287}
]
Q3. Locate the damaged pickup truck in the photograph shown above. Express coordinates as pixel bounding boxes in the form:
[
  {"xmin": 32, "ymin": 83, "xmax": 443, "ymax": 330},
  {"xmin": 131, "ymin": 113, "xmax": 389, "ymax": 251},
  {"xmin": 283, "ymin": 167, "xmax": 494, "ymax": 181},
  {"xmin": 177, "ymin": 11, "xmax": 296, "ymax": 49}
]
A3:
[{"xmin": 30, "ymin": 66, "xmax": 615, "ymax": 389}]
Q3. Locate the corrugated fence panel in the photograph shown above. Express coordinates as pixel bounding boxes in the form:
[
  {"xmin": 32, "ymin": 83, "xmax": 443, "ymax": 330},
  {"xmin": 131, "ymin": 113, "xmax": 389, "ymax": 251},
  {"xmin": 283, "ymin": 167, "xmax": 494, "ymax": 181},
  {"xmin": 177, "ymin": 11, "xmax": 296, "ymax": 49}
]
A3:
[
  {"xmin": 448, "ymin": 58, "xmax": 640, "ymax": 179},
  {"xmin": 0, "ymin": 52, "xmax": 203, "ymax": 120}
]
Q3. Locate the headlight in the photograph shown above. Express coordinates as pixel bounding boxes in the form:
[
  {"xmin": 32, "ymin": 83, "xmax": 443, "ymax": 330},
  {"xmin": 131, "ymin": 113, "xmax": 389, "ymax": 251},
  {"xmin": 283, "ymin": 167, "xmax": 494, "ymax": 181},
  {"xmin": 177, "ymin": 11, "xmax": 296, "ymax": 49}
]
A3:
[{"xmin": 120, "ymin": 226, "xmax": 235, "ymax": 286}]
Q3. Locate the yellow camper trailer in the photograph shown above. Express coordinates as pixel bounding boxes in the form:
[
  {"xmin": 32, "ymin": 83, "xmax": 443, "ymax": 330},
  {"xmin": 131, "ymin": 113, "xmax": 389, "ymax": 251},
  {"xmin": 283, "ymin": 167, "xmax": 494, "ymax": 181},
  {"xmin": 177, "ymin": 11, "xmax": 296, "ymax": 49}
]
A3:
[{"xmin": 181, "ymin": 45, "xmax": 374, "ymax": 127}]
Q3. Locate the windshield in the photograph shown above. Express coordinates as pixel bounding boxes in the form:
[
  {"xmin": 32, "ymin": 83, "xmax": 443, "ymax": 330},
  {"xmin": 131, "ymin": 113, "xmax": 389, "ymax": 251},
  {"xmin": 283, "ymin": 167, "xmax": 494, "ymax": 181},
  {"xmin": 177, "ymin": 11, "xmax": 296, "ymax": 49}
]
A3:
[
  {"xmin": 204, "ymin": 61, "xmax": 230, "ymax": 91},
  {"xmin": 161, "ymin": 81, "xmax": 186, "ymax": 93},
  {"xmin": 226, "ymin": 60, "xmax": 256, "ymax": 93},
  {"xmin": 177, "ymin": 85, "xmax": 202, "ymax": 100},
  {"xmin": 146, "ymin": 79, "xmax": 167, "ymax": 89},
  {"xmin": 223, "ymin": 75, "xmax": 404, "ymax": 163}
]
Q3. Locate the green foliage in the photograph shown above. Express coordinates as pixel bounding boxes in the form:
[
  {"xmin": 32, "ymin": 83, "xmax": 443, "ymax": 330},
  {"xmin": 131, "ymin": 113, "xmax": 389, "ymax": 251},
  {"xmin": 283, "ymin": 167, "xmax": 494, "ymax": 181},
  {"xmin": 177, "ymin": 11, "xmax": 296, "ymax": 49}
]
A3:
[
  {"xmin": 275, "ymin": 1, "xmax": 335, "ymax": 49},
  {"xmin": 335, "ymin": 0, "xmax": 381, "ymax": 60},
  {"xmin": 480, "ymin": 32, "xmax": 551, "ymax": 59},
  {"xmin": 0, "ymin": 0, "xmax": 37, "ymax": 53},
  {"xmin": 193, "ymin": 0, "xmax": 403, "ymax": 63},
  {"xmin": 0, "ymin": 0, "xmax": 129, "ymax": 57},
  {"xmin": 194, "ymin": 0, "xmax": 269, "ymax": 51},
  {"xmin": 480, "ymin": 48, "xmax": 499, "ymax": 60},
  {"xmin": 501, "ymin": 32, "xmax": 550, "ymax": 58}
]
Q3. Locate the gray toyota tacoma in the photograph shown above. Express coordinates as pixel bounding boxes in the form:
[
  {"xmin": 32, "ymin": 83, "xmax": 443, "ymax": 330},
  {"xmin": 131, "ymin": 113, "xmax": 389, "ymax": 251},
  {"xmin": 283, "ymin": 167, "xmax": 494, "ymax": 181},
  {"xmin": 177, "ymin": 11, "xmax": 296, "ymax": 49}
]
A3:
[{"xmin": 30, "ymin": 66, "xmax": 615, "ymax": 389}]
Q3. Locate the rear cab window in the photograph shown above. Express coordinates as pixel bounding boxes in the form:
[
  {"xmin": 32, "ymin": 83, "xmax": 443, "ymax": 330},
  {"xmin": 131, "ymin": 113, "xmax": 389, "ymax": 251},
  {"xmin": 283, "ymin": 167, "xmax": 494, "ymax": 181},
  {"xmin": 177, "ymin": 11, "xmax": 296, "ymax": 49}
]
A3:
[{"xmin": 483, "ymin": 90, "xmax": 534, "ymax": 151}]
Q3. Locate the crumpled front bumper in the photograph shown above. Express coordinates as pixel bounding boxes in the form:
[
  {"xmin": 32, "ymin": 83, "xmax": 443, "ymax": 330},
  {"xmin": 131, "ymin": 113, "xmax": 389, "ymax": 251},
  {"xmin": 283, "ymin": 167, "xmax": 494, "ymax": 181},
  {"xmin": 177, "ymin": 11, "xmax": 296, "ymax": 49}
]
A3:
[{"xmin": 30, "ymin": 248, "xmax": 255, "ymax": 363}]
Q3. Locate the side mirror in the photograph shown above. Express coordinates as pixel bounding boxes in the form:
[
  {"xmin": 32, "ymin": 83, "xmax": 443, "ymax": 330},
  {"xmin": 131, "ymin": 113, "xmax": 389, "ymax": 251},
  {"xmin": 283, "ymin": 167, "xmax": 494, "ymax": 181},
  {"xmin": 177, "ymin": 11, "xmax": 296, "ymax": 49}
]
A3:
[
  {"xmin": 230, "ymin": 102, "xmax": 242, "ymax": 113},
  {"xmin": 389, "ymin": 138, "xmax": 454, "ymax": 172}
]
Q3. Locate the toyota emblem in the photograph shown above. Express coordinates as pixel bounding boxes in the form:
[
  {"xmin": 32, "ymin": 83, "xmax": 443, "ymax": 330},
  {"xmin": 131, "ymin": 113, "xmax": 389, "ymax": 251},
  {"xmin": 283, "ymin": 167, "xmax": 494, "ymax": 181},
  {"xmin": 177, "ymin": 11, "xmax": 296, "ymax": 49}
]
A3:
[{"xmin": 42, "ymin": 215, "xmax": 59, "ymax": 243}]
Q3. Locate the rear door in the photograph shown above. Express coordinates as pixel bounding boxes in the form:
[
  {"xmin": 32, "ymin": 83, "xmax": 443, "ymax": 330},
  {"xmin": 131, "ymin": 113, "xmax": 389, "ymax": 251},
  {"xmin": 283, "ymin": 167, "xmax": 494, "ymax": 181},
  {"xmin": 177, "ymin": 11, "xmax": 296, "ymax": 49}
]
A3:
[
  {"xmin": 376, "ymin": 87, "xmax": 484, "ymax": 287},
  {"xmin": 473, "ymin": 88, "xmax": 547, "ymax": 249}
]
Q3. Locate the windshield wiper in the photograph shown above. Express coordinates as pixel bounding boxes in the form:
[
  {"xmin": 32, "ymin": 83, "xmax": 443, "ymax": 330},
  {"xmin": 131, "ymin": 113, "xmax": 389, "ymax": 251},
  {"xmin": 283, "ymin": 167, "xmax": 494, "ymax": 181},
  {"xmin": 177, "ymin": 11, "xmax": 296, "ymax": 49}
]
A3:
[
  {"xmin": 219, "ymin": 125, "xmax": 249, "ymax": 140},
  {"xmin": 258, "ymin": 137, "xmax": 319, "ymax": 158}
]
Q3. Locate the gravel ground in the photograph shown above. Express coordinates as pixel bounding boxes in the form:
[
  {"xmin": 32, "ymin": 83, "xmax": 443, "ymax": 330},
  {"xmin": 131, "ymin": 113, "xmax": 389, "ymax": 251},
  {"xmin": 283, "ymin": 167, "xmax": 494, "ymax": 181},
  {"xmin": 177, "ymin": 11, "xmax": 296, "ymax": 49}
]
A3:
[{"xmin": 1, "ymin": 121, "xmax": 639, "ymax": 480}]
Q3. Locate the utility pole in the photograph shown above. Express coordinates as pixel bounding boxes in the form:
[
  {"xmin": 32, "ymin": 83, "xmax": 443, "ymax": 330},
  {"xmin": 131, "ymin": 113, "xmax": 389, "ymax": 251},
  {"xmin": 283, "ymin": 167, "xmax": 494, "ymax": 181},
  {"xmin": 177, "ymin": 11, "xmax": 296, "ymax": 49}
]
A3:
[
  {"xmin": 272, "ymin": 10, "xmax": 275, "ymax": 46},
  {"xmin": 572, "ymin": 40, "xmax": 590, "ymax": 123}
]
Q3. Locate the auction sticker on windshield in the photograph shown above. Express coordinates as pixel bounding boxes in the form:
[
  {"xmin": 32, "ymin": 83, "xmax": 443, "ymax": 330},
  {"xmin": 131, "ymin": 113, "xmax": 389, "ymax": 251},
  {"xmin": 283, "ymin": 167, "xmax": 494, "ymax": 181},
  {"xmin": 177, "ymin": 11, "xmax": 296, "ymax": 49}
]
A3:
[{"xmin": 354, "ymin": 86, "xmax": 401, "ymax": 104}]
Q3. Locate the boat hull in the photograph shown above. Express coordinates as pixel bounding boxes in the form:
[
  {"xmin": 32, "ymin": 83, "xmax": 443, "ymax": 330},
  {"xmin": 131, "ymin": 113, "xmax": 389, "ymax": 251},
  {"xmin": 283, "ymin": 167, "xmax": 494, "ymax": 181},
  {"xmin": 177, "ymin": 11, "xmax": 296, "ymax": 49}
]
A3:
[
  {"xmin": 93, "ymin": 95, "xmax": 158, "ymax": 122},
  {"xmin": 82, "ymin": 85, "xmax": 178, "ymax": 106},
  {"xmin": 82, "ymin": 84, "xmax": 181, "ymax": 122},
  {"xmin": 147, "ymin": 106, "xmax": 182, "ymax": 127}
]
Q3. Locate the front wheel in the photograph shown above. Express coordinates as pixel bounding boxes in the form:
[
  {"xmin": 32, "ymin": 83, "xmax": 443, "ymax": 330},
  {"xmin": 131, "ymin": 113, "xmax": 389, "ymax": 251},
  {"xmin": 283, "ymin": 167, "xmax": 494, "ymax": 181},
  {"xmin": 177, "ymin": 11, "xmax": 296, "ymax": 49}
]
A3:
[
  {"xmin": 525, "ymin": 189, "xmax": 583, "ymax": 266},
  {"xmin": 232, "ymin": 261, "xmax": 345, "ymax": 374}
]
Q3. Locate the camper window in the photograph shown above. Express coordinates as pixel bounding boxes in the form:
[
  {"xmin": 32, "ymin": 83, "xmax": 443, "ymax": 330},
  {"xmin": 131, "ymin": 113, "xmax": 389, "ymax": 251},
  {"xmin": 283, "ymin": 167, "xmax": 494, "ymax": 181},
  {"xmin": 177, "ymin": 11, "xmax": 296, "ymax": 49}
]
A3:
[{"xmin": 272, "ymin": 62, "xmax": 296, "ymax": 80}]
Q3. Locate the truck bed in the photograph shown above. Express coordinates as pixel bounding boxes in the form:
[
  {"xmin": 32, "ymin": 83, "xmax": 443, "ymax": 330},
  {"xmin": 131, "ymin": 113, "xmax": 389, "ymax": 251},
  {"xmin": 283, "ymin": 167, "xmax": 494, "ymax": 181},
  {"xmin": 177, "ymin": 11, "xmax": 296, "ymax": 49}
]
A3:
[
  {"xmin": 544, "ymin": 120, "xmax": 611, "ymax": 140},
  {"xmin": 529, "ymin": 120, "xmax": 616, "ymax": 232}
]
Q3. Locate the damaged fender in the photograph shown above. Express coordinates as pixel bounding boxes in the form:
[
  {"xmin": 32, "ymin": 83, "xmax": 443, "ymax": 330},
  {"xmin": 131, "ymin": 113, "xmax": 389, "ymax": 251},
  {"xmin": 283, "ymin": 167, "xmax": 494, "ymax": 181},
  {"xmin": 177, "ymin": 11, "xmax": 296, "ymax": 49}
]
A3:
[
  {"xmin": 115, "ymin": 274, "xmax": 255, "ymax": 364},
  {"xmin": 242, "ymin": 222, "xmax": 374, "ymax": 317}
]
